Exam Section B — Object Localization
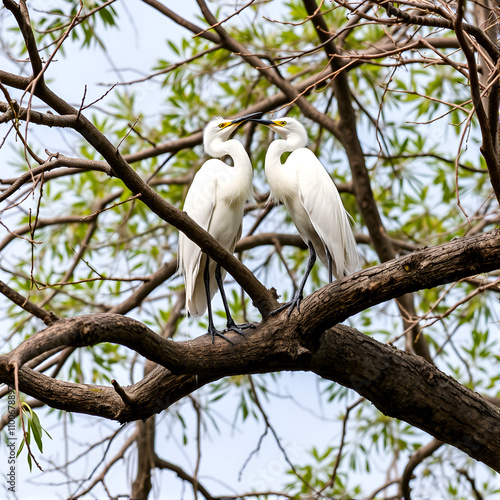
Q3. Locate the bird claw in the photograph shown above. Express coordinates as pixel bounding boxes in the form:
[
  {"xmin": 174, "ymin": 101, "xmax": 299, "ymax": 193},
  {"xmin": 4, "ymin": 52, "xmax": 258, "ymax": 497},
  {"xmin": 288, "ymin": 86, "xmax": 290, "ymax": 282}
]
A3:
[
  {"xmin": 269, "ymin": 302, "xmax": 291, "ymax": 316},
  {"xmin": 269, "ymin": 294, "xmax": 303, "ymax": 318},
  {"xmin": 224, "ymin": 320, "xmax": 255, "ymax": 337},
  {"xmin": 286, "ymin": 295, "xmax": 303, "ymax": 318},
  {"xmin": 208, "ymin": 326, "xmax": 234, "ymax": 345}
]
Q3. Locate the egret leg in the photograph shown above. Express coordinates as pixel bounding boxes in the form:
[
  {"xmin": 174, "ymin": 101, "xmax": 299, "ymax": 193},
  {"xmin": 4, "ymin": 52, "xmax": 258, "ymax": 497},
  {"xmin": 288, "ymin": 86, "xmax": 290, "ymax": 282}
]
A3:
[
  {"xmin": 215, "ymin": 263, "xmax": 255, "ymax": 335},
  {"xmin": 203, "ymin": 257, "xmax": 233, "ymax": 344},
  {"xmin": 270, "ymin": 241, "xmax": 316, "ymax": 318},
  {"xmin": 326, "ymin": 247, "xmax": 333, "ymax": 283}
]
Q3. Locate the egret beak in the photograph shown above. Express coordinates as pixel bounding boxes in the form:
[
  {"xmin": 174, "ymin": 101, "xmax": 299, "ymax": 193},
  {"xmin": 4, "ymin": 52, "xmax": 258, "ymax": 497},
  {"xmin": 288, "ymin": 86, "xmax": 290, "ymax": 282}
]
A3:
[
  {"xmin": 230, "ymin": 111, "xmax": 264, "ymax": 126},
  {"xmin": 246, "ymin": 118, "xmax": 274, "ymax": 125}
]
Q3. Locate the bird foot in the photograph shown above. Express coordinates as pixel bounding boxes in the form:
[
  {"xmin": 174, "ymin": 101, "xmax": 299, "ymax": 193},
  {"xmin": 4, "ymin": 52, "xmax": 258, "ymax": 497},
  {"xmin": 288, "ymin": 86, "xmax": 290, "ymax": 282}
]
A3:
[
  {"xmin": 208, "ymin": 325, "xmax": 234, "ymax": 345},
  {"xmin": 224, "ymin": 320, "xmax": 255, "ymax": 337},
  {"xmin": 269, "ymin": 294, "xmax": 303, "ymax": 318}
]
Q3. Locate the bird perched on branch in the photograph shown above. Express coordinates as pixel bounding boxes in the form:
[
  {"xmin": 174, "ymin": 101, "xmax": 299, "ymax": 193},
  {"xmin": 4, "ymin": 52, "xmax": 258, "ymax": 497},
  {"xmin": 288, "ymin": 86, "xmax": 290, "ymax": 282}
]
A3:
[
  {"xmin": 178, "ymin": 114, "xmax": 259, "ymax": 342},
  {"xmin": 249, "ymin": 116, "xmax": 359, "ymax": 316}
]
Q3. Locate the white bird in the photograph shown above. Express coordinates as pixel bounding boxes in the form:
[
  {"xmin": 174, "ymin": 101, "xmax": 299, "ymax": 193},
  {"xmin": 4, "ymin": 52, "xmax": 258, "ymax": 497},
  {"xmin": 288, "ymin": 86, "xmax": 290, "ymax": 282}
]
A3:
[
  {"xmin": 249, "ymin": 116, "xmax": 359, "ymax": 315},
  {"xmin": 178, "ymin": 114, "xmax": 258, "ymax": 342}
]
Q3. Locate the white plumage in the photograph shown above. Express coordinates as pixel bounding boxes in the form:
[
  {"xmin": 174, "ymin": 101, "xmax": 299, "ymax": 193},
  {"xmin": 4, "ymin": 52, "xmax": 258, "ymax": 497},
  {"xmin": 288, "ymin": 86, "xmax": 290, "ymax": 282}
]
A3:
[
  {"xmin": 250, "ymin": 116, "xmax": 359, "ymax": 314},
  {"xmin": 178, "ymin": 115, "xmax": 255, "ymax": 341}
]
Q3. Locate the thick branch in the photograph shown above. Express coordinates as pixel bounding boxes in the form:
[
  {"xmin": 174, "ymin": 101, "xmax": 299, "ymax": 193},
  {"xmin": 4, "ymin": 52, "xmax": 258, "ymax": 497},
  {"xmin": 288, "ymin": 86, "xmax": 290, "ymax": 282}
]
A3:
[
  {"xmin": 0, "ymin": 230, "xmax": 498, "ymax": 471},
  {"xmin": 297, "ymin": 229, "xmax": 500, "ymax": 334},
  {"xmin": 0, "ymin": 101, "xmax": 78, "ymax": 127},
  {"xmin": 0, "ymin": 319, "xmax": 498, "ymax": 471},
  {"xmin": 8, "ymin": 229, "xmax": 499, "ymax": 372},
  {"xmin": 311, "ymin": 325, "xmax": 500, "ymax": 472}
]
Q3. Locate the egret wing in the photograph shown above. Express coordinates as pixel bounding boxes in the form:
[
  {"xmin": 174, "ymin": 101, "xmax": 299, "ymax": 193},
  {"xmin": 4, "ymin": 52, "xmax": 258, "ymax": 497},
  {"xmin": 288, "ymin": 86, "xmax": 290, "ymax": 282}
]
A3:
[
  {"xmin": 178, "ymin": 161, "xmax": 222, "ymax": 316},
  {"xmin": 294, "ymin": 149, "xmax": 358, "ymax": 278}
]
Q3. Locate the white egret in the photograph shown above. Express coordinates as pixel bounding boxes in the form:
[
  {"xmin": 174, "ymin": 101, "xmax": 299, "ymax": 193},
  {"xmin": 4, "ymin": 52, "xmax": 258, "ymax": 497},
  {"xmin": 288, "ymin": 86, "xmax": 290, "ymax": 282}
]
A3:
[
  {"xmin": 249, "ymin": 116, "xmax": 359, "ymax": 315},
  {"xmin": 178, "ymin": 114, "xmax": 258, "ymax": 342}
]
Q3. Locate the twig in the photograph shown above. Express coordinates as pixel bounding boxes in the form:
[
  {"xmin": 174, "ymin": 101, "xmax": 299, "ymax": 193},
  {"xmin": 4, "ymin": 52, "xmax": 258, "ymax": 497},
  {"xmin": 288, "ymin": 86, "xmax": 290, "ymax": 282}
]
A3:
[
  {"xmin": 315, "ymin": 397, "xmax": 364, "ymax": 497},
  {"xmin": 194, "ymin": 0, "xmax": 256, "ymax": 38},
  {"xmin": 111, "ymin": 379, "xmax": 134, "ymax": 406},
  {"xmin": 114, "ymin": 44, "xmax": 223, "ymax": 86},
  {"xmin": 154, "ymin": 455, "xmax": 215, "ymax": 500},
  {"xmin": 71, "ymin": 427, "xmax": 136, "ymax": 498},
  {"xmin": 116, "ymin": 115, "xmax": 141, "ymax": 152},
  {"xmin": 81, "ymin": 83, "xmax": 117, "ymax": 112},
  {"xmin": 457, "ymin": 468, "xmax": 484, "ymax": 500},
  {"xmin": 190, "ymin": 396, "xmax": 202, "ymax": 499},
  {"xmin": 76, "ymin": 84, "xmax": 87, "ymax": 121},
  {"xmin": 80, "ymin": 193, "xmax": 142, "ymax": 221},
  {"xmin": 453, "ymin": 0, "xmax": 500, "ymax": 204}
]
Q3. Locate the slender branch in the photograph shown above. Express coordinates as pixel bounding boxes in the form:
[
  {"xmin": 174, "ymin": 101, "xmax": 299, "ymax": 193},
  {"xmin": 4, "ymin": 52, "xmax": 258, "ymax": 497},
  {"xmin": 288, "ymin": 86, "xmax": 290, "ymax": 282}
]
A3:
[
  {"xmin": 453, "ymin": 0, "xmax": 500, "ymax": 204},
  {"xmin": 398, "ymin": 438, "xmax": 443, "ymax": 499},
  {"xmin": 365, "ymin": 478, "xmax": 401, "ymax": 500},
  {"xmin": 0, "ymin": 280, "xmax": 58, "ymax": 325},
  {"xmin": 320, "ymin": 398, "xmax": 364, "ymax": 494},
  {"xmin": 72, "ymin": 430, "xmax": 138, "ymax": 498},
  {"xmin": 380, "ymin": 0, "xmax": 499, "ymax": 62},
  {"xmin": 193, "ymin": 0, "xmax": 256, "ymax": 38},
  {"xmin": 248, "ymin": 376, "xmax": 316, "ymax": 492},
  {"xmin": 141, "ymin": 0, "xmax": 220, "ymax": 43},
  {"xmin": 457, "ymin": 468, "xmax": 484, "ymax": 500},
  {"xmin": 154, "ymin": 455, "xmax": 215, "ymax": 500}
]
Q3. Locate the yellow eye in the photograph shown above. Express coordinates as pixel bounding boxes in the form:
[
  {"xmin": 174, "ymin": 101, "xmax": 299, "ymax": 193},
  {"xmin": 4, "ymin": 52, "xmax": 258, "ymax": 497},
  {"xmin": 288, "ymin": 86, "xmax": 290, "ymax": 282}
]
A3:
[
  {"xmin": 274, "ymin": 120, "xmax": 287, "ymax": 126},
  {"xmin": 219, "ymin": 122, "xmax": 230, "ymax": 129}
]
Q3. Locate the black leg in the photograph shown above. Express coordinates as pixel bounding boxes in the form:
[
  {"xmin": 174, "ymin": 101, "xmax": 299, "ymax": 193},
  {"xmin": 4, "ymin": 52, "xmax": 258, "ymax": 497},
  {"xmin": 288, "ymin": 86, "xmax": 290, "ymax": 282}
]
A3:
[
  {"xmin": 203, "ymin": 257, "xmax": 233, "ymax": 344},
  {"xmin": 326, "ymin": 247, "xmax": 333, "ymax": 283},
  {"xmin": 215, "ymin": 263, "xmax": 255, "ymax": 335},
  {"xmin": 270, "ymin": 241, "xmax": 316, "ymax": 318}
]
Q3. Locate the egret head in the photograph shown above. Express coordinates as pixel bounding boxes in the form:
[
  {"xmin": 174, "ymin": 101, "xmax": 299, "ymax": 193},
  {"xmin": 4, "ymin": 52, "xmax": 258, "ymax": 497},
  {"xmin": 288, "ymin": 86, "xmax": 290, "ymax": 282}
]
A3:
[
  {"xmin": 203, "ymin": 112, "xmax": 263, "ymax": 157},
  {"xmin": 249, "ymin": 117, "xmax": 308, "ymax": 147}
]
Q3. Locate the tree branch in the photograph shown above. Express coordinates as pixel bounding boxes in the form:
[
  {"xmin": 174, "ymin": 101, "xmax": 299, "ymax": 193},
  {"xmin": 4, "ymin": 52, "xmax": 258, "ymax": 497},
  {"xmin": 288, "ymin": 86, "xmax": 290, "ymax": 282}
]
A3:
[
  {"xmin": 0, "ymin": 280, "xmax": 58, "ymax": 325},
  {"xmin": 399, "ymin": 438, "xmax": 443, "ymax": 499},
  {"xmin": 453, "ymin": 0, "xmax": 500, "ymax": 204},
  {"xmin": 0, "ymin": 230, "xmax": 498, "ymax": 470},
  {"xmin": 380, "ymin": 0, "xmax": 499, "ymax": 63}
]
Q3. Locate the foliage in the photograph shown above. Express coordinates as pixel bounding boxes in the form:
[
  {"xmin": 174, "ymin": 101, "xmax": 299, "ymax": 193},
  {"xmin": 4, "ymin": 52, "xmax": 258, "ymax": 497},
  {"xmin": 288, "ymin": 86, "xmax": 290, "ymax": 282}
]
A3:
[{"xmin": 16, "ymin": 402, "xmax": 52, "ymax": 472}]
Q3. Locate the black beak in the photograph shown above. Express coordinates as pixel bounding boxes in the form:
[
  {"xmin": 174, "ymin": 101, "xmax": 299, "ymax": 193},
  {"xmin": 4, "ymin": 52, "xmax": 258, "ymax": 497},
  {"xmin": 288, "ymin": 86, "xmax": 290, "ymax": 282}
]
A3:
[
  {"xmin": 247, "ymin": 118, "xmax": 274, "ymax": 125},
  {"xmin": 230, "ymin": 111, "xmax": 264, "ymax": 125}
]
